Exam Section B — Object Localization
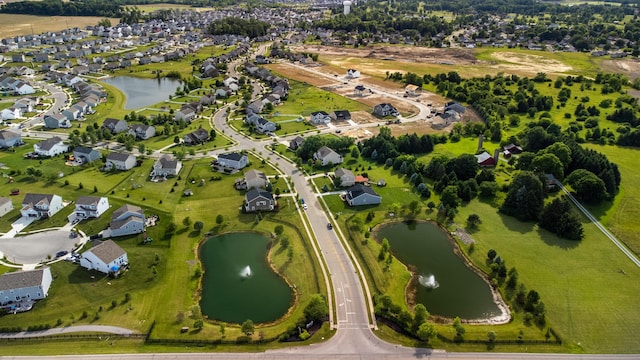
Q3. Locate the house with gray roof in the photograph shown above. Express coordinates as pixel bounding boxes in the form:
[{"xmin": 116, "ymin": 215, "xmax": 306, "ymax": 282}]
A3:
[
  {"xmin": 313, "ymin": 146, "xmax": 343, "ymax": 166},
  {"xmin": 183, "ymin": 128, "xmax": 209, "ymax": 146},
  {"xmin": 80, "ymin": 240, "xmax": 128, "ymax": 275},
  {"xmin": 108, "ymin": 204, "xmax": 145, "ymax": 238},
  {"xmin": 0, "ymin": 129, "xmax": 22, "ymax": 148},
  {"xmin": 44, "ymin": 113, "xmax": 71, "ymax": 129},
  {"xmin": 105, "ymin": 152, "xmax": 136, "ymax": 171},
  {"xmin": 0, "ymin": 267, "xmax": 52, "ymax": 308},
  {"xmin": 73, "ymin": 146, "xmax": 101, "ymax": 164},
  {"xmin": 310, "ymin": 111, "xmax": 331, "ymax": 125},
  {"xmin": 74, "ymin": 196, "xmax": 109, "ymax": 219},
  {"xmin": 21, "ymin": 193, "xmax": 64, "ymax": 219},
  {"xmin": 128, "ymin": 124, "xmax": 156, "ymax": 140},
  {"xmin": 34, "ymin": 136, "xmax": 68, "ymax": 157},
  {"xmin": 101, "ymin": 118, "xmax": 128, "ymax": 134},
  {"xmin": 335, "ymin": 168, "xmax": 355, "ymax": 187},
  {"xmin": 150, "ymin": 154, "xmax": 182, "ymax": 178},
  {"xmin": 345, "ymin": 184, "xmax": 382, "ymax": 206},
  {"xmin": 236, "ymin": 169, "xmax": 269, "ymax": 190},
  {"xmin": 0, "ymin": 197, "xmax": 14, "ymax": 218},
  {"xmin": 244, "ymin": 188, "xmax": 275, "ymax": 212},
  {"xmin": 216, "ymin": 152, "xmax": 248, "ymax": 170}
]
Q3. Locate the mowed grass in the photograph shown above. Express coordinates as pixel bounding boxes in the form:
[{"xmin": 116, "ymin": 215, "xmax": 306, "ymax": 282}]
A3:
[{"xmin": 0, "ymin": 15, "xmax": 119, "ymax": 38}]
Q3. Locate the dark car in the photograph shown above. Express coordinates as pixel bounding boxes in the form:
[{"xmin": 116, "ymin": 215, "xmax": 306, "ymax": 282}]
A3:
[
  {"xmin": 55, "ymin": 251, "xmax": 68, "ymax": 258},
  {"xmin": 327, "ymin": 223, "xmax": 333, "ymax": 230}
]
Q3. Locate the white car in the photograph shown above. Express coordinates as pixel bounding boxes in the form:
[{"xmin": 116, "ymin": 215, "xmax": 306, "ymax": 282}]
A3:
[{"xmin": 303, "ymin": 204, "xmax": 308, "ymax": 210}]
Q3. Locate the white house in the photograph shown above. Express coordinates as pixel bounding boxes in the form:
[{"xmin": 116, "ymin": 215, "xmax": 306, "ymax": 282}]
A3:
[
  {"xmin": 33, "ymin": 136, "xmax": 68, "ymax": 157},
  {"xmin": 0, "ymin": 197, "xmax": 14, "ymax": 217},
  {"xmin": 313, "ymin": 146, "xmax": 343, "ymax": 166},
  {"xmin": 0, "ymin": 267, "xmax": 52, "ymax": 307},
  {"xmin": 128, "ymin": 124, "xmax": 156, "ymax": 140},
  {"xmin": 75, "ymin": 196, "xmax": 109, "ymax": 219},
  {"xmin": 0, "ymin": 107, "xmax": 21, "ymax": 120},
  {"xmin": 80, "ymin": 240, "xmax": 128, "ymax": 275},
  {"xmin": 150, "ymin": 154, "xmax": 182, "ymax": 178},
  {"xmin": 0, "ymin": 129, "xmax": 22, "ymax": 149},
  {"xmin": 217, "ymin": 152, "xmax": 248, "ymax": 170},
  {"xmin": 105, "ymin": 152, "xmax": 136, "ymax": 171},
  {"xmin": 21, "ymin": 193, "xmax": 64, "ymax": 219},
  {"xmin": 310, "ymin": 111, "xmax": 331, "ymax": 125},
  {"xmin": 346, "ymin": 69, "xmax": 361, "ymax": 78},
  {"xmin": 174, "ymin": 107, "xmax": 196, "ymax": 122},
  {"xmin": 109, "ymin": 204, "xmax": 145, "ymax": 237}
]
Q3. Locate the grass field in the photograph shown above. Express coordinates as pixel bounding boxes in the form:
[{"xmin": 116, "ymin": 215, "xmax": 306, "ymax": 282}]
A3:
[{"xmin": 0, "ymin": 15, "xmax": 119, "ymax": 38}]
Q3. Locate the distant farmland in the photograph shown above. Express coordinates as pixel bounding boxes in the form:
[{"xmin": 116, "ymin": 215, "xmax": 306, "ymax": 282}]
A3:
[{"xmin": 0, "ymin": 14, "xmax": 119, "ymax": 38}]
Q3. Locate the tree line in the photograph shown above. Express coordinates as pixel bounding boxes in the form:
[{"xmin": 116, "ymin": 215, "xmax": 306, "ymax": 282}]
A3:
[{"xmin": 207, "ymin": 18, "xmax": 270, "ymax": 39}]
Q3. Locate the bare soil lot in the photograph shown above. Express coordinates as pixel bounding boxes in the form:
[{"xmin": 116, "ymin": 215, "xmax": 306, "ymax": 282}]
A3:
[{"xmin": 601, "ymin": 58, "xmax": 640, "ymax": 80}]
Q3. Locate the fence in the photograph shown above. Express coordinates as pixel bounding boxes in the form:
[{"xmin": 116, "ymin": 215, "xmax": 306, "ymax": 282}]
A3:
[{"xmin": 0, "ymin": 333, "xmax": 146, "ymax": 342}]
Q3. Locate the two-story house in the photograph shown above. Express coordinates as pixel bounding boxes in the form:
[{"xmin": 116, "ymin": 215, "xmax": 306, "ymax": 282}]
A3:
[
  {"xmin": 21, "ymin": 193, "xmax": 64, "ymax": 219},
  {"xmin": 105, "ymin": 152, "xmax": 136, "ymax": 171},
  {"xmin": 74, "ymin": 196, "xmax": 109, "ymax": 219},
  {"xmin": 313, "ymin": 146, "xmax": 343, "ymax": 166},
  {"xmin": 108, "ymin": 204, "xmax": 145, "ymax": 237},
  {"xmin": 80, "ymin": 240, "xmax": 128, "ymax": 275},
  {"xmin": 33, "ymin": 136, "xmax": 68, "ymax": 157}
]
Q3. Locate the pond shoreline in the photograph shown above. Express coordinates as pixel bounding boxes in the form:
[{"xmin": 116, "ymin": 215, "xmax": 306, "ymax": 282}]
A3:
[{"xmin": 373, "ymin": 219, "xmax": 511, "ymax": 325}]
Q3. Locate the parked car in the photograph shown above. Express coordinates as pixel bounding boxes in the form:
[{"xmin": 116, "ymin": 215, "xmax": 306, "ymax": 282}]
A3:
[
  {"xmin": 327, "ymin": 223, "xmax": 333, "ymax": 230},
  {"xmin": 55, "ymin": 250, "xmax": 68, "ymax": 258}
]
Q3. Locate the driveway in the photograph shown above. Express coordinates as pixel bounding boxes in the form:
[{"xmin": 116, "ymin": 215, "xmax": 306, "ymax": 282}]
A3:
[
  {"xmin": 0, "ymin": 229, "xmax": 78, "ymax": 265},
  {"xmin": 1, "ymin": 216, "xmax": 36, "ymax": 239}
]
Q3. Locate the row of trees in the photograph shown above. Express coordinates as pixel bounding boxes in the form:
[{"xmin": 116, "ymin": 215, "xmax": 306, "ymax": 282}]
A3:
[{"xmin": 207, "ymin": 18, "xmax": 270, "ymax": 39}]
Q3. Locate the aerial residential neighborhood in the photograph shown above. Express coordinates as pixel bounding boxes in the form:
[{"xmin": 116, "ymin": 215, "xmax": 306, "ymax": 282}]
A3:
[{"xmin": 0, "ymin": 0, "xmax": 638, "ymax": 357}]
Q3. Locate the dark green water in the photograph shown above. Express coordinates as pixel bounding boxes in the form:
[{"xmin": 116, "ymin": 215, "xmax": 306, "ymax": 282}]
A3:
[
  {"xmin": 199, "ymin": 233, "xmax": 293, "ymax": 323},
  {"xmin": 377, "ymin": 221, "xmax": 500, "ymax": 320}
]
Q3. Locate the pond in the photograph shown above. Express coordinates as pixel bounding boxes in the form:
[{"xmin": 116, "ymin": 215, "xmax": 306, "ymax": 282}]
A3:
[
  {"xmin": 199, "ymin": 232, "xmax": 293, "ymax": 324},
  {"xmin": 376, "ymin": 221, "xmax": 503, "ymax": 320},
  {"xmin": 102, "ymin": 76, "xmax": 181, "ymax": 110}
]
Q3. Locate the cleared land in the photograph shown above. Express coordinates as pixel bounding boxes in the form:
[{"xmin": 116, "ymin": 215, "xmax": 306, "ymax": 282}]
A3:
[{"xmin": 0, "ymin": 15, "xmax": 119, "ymax": 38}]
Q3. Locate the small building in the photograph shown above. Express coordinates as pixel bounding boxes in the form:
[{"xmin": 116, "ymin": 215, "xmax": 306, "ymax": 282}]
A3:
[
  {"xmin": 345, "ymin": 184, "xmax": 382, "ymax": 206},
  {"xmin": 244, "ymin": 188, "xmax": 275, "ymax": 212},
  {"xmin": 109, "ymin": 204, "xmax": 145, "ymax": 237},
  {"xmin": 289, "ymin": 136, "xmax": 304, "ymax": 151},
  {"xmin": 503, "ymin": 143, "xmax": 523, "ymax": 158},
  {"xmin": 217, "ymin": 152, "xmax": 248, "ymax": 170},
  {"xmin": 105, "ymin": 152, "xmax": 136, "ymax": 171},
  {"xmin": 0, "ymin": 129, "xmax": 23, "ymax": 148},
  {"xmin": 34, "ymin": 136, "xmax": 68, "ymax": 157},
  {"xmin": 174, "ymin": 107, "xmax": 196, "ymax": 122},
  {"xmin": 75, "ymin": 196, "xmax": 109, "ymax": 219},
  {"xmin": 183, "ymin": 128, "xmax": 209, "ymax": 146},
  {"xmin": 405, "ymin": 84, "xmax": 420, "ymax": 96},
  {"xmin": 0, "ymin": 267, "xmax": 52, "ymax": 307},
  {"xmin": 80, "ymin": 240, "xmax": 128, "ymax": 275},
  {"xmin": 128, "ymin": 124, "xmax": 156, "ymax": 140},
  {"xmin": 373, "ymin": 103, "xmax": 399, "ymax": 117},
  {"xmin": 0, "ymin": 197, "xmax": 14, "ymax": 217},
  {"xmin": 244, "ymin": 169, "xmax": 268, "ymax": 190},
  {"xmin": 346, "ymin": 69, "xmax": 360, "ymax": 78},
  {"xmin": 310, "ymin": 111, "xmax": 331, "ymax": 125},
  {"xmin": 73, "ymin": 146, "xmax": 101, "ymax": 164},
  {"xmin": 334, "ymin": 168, "xmax": 355, "ymax": 187},
  {"xmin": 475, "ymin": 151, "xmax": 498, "ymax": 167},
  {"xmin": 44, "ymin": 113, "xmax": 71, "ymax": 129},
  {"xmin": 444, "ymin": 102, "xmax": 466, "ymax": 115},
  {"xmin": 21, "ymin": 193, "xmax": 64, "ymax": 219},
  {"xmin": 150, "ymin": 154, "xmax": 182, "ymax": 178},
  {"xmin": 314, "ymin": 146, "xmax": 343, "ymax": 166},
  {"xmin": 330, "ymin": 110, "xmax": 351, "ymax": 122},
  {"xmin": 101, "ymin": 118, "xmax": 128, "ymax": 134}
]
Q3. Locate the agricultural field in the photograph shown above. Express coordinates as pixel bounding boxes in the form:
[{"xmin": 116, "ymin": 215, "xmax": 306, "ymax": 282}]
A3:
[{"xmin": 0, "ymin": 15, "xmax": 118, "ymax": 38}]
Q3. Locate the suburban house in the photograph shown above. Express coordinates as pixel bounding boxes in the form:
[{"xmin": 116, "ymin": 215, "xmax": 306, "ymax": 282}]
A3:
[
  {"xmin": 346, "ymin": 69, "xmax": 360, "ymax": 78},
  {"xmin": 444, "ymin": 102, "xmax": 466, "ymax": 115},
  {"xmin": 345, "ymin": 184, "xmax": 382, "ymax": 206},
  {"xmin": 183, "ymin": 128, "xmax": 209, "ymax": 145},
  {"xmin": 217, "ymin": 152, "xmax": 248, "ymax": 170},
  {"xmin": 0, "ymin": 129, "xmax": 22, "ymax": 148},
  {"xmin": 105, "ymin": 152, "xmax": 136, "ymax": 171},
  {"xmin": 245, "ymin": 112, "xmax": 276, "ymax": 134},
  {"xmin": 0, "ymin": 197, "xmax": 14, "ymax": 217},
  {"xmin": 73, "ymin": 146, "xmax": 101, "ymax": 164},
  {"xmin": 373, "ymin": 103, "xmax": 399, "ymax": 117},
  {"xmin": 334, "ymin": 168, "xmax": 356, "ymax": 187},
  {"xmin": 330, "ymin": 110, "xmax": 351, "ymax": 122},
  {"xmin": 247, "ymin": 99, "xmax": 264, "ymax": 114},
  {"xmin": 44, "ymin": 113, "xmax": 71, "ymax": 129},
  {"xmin": 102, "ymin": 118, "xmax": 128, "ymax": 134},
  {"xmin": 405, "ymin": 84, "xmax": 421, "ymax": 96},
  {"xmin": 128, "ymin": 124, "xmax": 156, "ymax": 140},
  {"xmin": 61, "ymin": 107, "xmax": 81, "ymax": 121},
  {"xmin": 310, "ymin": 111, "xmax": 331, "ymax": 125},
  {"xmin": 150, "ymin": 154, "xmax": 182, "ymax": 178},
  {"xmin": 1, "ymin": 107, "xmax": 21, "ymax": 120},
  {"xmin": 0, "ymin": 267, "xmax": 52, "ymax": 308},
  {"xmin": 174, "ymin": 106, "xmax": 196, "ymax": 122},
  {"xmin": 314, "ymin": 146, "xmax": 343, "ymax": 166},
  {"xmin": 476, "ymin": 150, "xmax": 499, "ymax": 166},
  {"xmin": 289, "ymin": 136, "xmax": 304, "ymax": 150},
  {"xmin": 74, "ymin": 196, "xmax": 109, "ymax": 219},
  {"xmin": 244, "ymin": 188, "xmax": 275, "ymax": 212},
  {"xmin": 236, "ymin": 169, "xmax": 268, "ymax": 190},
  {"xmin": 108, "ymin": 204, "xmax": 145, "ymax": 237},
  {"xmin": 21, "ymin": 193, "xmax": 64, "ymax": 219},
  {"xmin": 79, "ymin": 240, "xmax": 128, "ymax": 276},
  {"xmin": 33, "ymin": 136, "xmax": 68, "ymax": 157}
]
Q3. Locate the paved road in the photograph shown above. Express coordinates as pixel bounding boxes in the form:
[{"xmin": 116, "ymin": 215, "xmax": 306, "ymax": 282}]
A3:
[{"xmin": 0, "ymin": 325, "xmax": 134, "ymax": 339}]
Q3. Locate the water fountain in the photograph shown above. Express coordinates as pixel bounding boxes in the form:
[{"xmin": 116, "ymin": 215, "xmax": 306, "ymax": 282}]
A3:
[
  {"xmin": 240, "ymin": 265, "xmax": 252, "ymax": 278},
  {"xmin": 418, "ymin": 274, "xmax": 439, "ymax": 289}
]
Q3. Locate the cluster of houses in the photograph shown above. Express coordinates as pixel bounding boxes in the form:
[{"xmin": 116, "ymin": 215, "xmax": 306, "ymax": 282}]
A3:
[
  {"xmin": 0, "ymin": 96, "xmax": 39, "ymax": 122},
  {"xmin": 0, "ymin": 75, "xmax": 35, "ymax": 96},
  {"xmin": 431, "ymin": 102, "xmax": 467, "ymax": 130},
  {"xmin": 474, "ymin": 143, "xmax": 524, "ymax": 167}
]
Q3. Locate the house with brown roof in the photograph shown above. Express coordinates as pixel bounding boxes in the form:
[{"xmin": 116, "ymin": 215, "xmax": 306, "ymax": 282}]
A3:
[{"xmin": 80, "ymin": 240, "xmax": 128, "ymax": 275}]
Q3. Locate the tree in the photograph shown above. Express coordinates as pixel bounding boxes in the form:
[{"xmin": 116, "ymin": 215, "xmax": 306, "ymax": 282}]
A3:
[
  {"xmin": 532, "ymin": 153, "xmax": 564, "ymax": 180},
  {"xmin": 417, "ymin": 322, "xmax": 437, "ymax": 342},
  {"xmin": 488, "ymin": 331, "xmax": 497, "ymax": 342},
  {"xmin": 544, "ymin": 142, "xmax": 572, "ymax": 169},
  {"xmin": 183, "ymin": 216, "xmax": 192, "ymax": 227},
  {"xmin": 241, "ymin": 320, "xmax": 254, "ymax": 336},
  {"xmin": 304, "ymin": 294, "xmax": 329, "ymax": 322},
  {"xmin": 565, "ymin": 169, "xmax": 608, "ymax": 203},
  {"xmin": 487, "ymin": 249, "xmax": 497, "ymax": 261},
  {"xmin": 274, "ymin": 224, "xmax": 284, "ymax": 236},
  {"xmin": 194, "ymin": 221, "xmax": 204, "ymax": 232},
  {"xmin": 448, "ymin": 154, "xmax": 479, "ymax": 180},
  {"xmin": 350, "ymin": 147, "xmax": 360, "ymax": 159},
  {"xmin": 408, "ymin": 200, "xmax": 421, "ymax": 214},
  {"xmin": 500, "ymin": 171, "xmax": 544, "ymax": 221},
  {"xmin": 466, "ymin": 214, "xmax": 481, "ymax": 229},
  {"xmin": 539, "ymin": 197, "xmax": 584, "ymax": 240},
  {"xmin": 453, "ymin": 316, "xmax": 466, "ymax": 337},
  {"xmin": 440, "ymin": 186, "xmax": 461, "ymax": 209},
  {"xmin": 216, "ymin": 214, "xmax": 224, "ymax": 225},
  {"xmin": 193, "ymin": 319, "xmax": 203, "ymax": 330},
  {"xmin": 411, "ymin": 303, "xmax": 429, "ymax": 333}
]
